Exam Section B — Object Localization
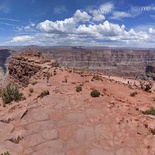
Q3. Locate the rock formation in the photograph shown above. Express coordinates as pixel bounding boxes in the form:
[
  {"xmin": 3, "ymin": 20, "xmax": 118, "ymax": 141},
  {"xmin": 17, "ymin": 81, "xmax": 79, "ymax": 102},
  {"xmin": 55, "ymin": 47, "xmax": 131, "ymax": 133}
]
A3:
[
  {"xmin": 0, "ymin": 49, "xmax": 11, "ymax": 80},
  {"xmin": 1, "ymin": 46, "xmax": 155, "ymax": 80},
  {"xmin": 7, "ymin": 49, "xmax": 53, "ymax": 87},
  {"xmin": 44, "ymin": 48, "xmax": 155, "ymax": 77}
]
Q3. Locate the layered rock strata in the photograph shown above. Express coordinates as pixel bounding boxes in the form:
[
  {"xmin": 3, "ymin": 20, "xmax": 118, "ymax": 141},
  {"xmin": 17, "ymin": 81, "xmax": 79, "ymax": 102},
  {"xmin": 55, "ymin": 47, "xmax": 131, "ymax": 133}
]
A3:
[
  {"xmin": 43, "ymin": 48, "xmax": 155, "ymax": 77},
  {"xmin": 8, "ymin": 49, "xmax": 52, "ymax": 87}
]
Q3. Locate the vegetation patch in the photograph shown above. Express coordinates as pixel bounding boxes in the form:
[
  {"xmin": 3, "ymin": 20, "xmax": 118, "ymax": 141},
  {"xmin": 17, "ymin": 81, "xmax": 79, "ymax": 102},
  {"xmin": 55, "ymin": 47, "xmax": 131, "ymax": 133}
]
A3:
[
  {"xmin": 90, "ymin": 90, "xmax": 100, "ymax": 97},
  {"xmin": 93, "ymin": 75, "xmax": 100, "ymax": 80},
  {"xmin": 140, "ymin": 81, "xmax": 153, "ymax": 92},
  {"xmin": 1, "ymin": 83, "xmax": 24, "ymax": 104},
  {"xmin": 0, "ymin": 151, "xmax": 11, "ymax": 155},
  {"xmin": 29, "ymin": 88, "xmax": 34, "ymax": 93},
  {"xmin": 76, "ymin": 85, "xmax": 82, "ymax": 92},
  {"xmin": 143, "ymin": 107, "xmax": 155, "ymax": 115},
  {"xmin": 38, "ymin": 90, "xmax": 49, "ymax": 98}
]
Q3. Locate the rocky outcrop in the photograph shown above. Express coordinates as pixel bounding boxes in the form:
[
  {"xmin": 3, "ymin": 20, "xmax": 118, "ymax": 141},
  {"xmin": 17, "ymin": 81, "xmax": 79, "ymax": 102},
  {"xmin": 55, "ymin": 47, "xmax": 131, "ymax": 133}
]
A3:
[
  {"xmin": 8, "ymin": 49, "xmax": 51, "ymax": 87},
  {"xmin": 0, "ymin": 49, "xmax": 11, "ymax": 80}
]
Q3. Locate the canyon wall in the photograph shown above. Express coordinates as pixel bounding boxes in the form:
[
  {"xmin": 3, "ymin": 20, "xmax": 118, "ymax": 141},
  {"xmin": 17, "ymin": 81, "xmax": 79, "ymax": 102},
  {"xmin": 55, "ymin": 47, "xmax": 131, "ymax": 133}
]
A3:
[
  {"xmin": 0, "ymin": 49, "xmax": 11, "ymax": 79},
  {"xmin": 43, "ymin": 48, "xmax": 155, "ymax": 77},
  {"xmin": 1, "ymin": 47, "xmax": 155, "ymax": 79}
]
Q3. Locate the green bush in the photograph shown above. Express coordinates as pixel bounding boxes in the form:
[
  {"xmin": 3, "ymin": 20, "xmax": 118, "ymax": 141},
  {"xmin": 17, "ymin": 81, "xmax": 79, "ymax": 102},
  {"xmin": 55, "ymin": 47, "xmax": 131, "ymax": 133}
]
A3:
[
  {"xmin": 130, "ymin": 91, "xmax": 138, "ymax": 97},
  {"xmin": 0, "ymin": 151, "xmax": 11, "ymax": 155},
  {"xmin": 76, "ymin": 85, "xmax": 82, "ymax": 92},
  {"xmin": 38, "ymin": 90, "xmax": 49, "ymax": 98},
  {"xmin": 1, "ymin": 84, "xmax": 24, "ymax": 104},
  {"xmin": 90, "ymin": 90, "xmax": 100, "ymax": 97},
  {"xmin": 143, "ymin": 107, "xmax": 155, "ymax": 115},
  {"xmin": 29, "ymin": 88, "xmax": 34, "ymax": 93}
]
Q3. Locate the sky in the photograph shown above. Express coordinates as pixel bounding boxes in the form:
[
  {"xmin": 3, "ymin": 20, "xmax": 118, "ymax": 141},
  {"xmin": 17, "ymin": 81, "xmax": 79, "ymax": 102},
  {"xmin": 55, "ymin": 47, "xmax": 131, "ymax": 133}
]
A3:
[{"xmin": 0, "ymin": 0, "xmax": 155, "ymax": 47}]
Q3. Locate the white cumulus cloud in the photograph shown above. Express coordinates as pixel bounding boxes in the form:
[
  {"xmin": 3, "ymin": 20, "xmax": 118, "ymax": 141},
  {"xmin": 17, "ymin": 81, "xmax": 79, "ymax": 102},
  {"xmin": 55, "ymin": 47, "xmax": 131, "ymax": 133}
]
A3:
[
  {"xmin": 90, "ymin": 10, "xmax": 105, "ymax": 21},
  {"xmin": 73, "ymin": 9, "xmax": 91, "ymax": 22},
  {"xmin": 37, "ymin": 18, "xmax": 75, "ymax": 33}
]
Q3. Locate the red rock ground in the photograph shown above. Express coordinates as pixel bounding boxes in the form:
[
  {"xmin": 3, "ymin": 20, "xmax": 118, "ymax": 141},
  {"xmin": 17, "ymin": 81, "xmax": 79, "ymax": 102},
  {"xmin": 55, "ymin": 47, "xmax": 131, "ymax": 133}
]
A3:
[{"xmin": 0, "ymin": 67, "xmax": 155, "ymax": 155}]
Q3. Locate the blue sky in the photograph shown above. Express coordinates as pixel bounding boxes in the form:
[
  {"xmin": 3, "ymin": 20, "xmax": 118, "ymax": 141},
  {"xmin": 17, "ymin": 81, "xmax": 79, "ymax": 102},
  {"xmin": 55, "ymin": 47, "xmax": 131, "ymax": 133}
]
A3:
[{"xmin": 1, "ymin": 0, "xmax": 155, "ymax": 47}]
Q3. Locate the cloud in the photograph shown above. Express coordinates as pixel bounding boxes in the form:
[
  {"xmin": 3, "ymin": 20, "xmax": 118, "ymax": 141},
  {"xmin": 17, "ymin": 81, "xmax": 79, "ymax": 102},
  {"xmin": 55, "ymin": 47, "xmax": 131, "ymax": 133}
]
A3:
[
  {"xmin": 140, "ymin": 4, "xmax": 155, "ymax": 12},
  {"xmin": 15, "ymin": 22, "xmax": 36, "ymax": 32},
  {"xmin": 111, "ymin": 11, "xmax": 132, "ymax": 20},
  {"xmin": 89, "ymin": 2, "xmax": 114, "ymax": 21},
  {"xmin": 8, "ymin": 19, "xmax": 152, "ymax": 47},
  {"xmin": 11, "ymin": 35, "xmax": 34, "ymax": 43},
  {"xmin": 54, "ymin": 5, "xmax": 67, "ymax": 14},
  {"xmin": 90, "ymin": 10, "xmax": 105, "ymax": 21},
  {"xmin": 99, "ymin": 2, "xmax": 114, "ymax": 14},
  {"xmin": 0, "ymin": 22, "xmax": 18, "ymax": 26},
  {"xmin": 0, "ymin": 18, "xmax": 20, "ymax": 22},
  {"xmin": 76, "ymin": 21, "xmax": 126, "ymax": 38},
  {"xmin": 110, "ymin": 4, "xmax": 155, "ymax": 20},
  {"xmin": 6, "ymin": 4, "xmax": 155, "ymax": 48},
  {"xmin": 130, "ymin": 4, "xmax": 155, "ymax": 17},
  {"xmin": 37, "ymin": 18, "xmax": 75, "ymax": 33},
  {"xmin": 149, "ymin": 28, "xmax": 155, "ymax": 34},
  {"xmin": 24, "ymin": 26, "xmax": 34, "ymax": 31},
  {"xmin": 30, "ymin": 22, "xmax": 35, "ymax": 27},
  {"xmin": 73, "ymin": 10, "xmax": 91, "ymax": 22}
]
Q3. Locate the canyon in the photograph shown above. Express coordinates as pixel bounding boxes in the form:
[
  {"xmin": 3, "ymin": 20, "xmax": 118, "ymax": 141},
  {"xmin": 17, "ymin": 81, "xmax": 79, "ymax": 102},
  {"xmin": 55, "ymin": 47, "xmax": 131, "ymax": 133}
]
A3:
[
  {"xmin": 1, "ymin": 46, "xmax": 155, "ymax": 79},
  {"xmin": 0, "ymin": 50, "xmax": 155, "ymax": 154}
]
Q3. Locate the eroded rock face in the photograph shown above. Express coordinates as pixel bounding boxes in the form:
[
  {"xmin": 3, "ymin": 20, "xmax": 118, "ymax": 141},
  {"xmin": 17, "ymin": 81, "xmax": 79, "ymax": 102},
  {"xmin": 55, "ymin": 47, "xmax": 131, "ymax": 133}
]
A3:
[
  {"xmin": 43, "ymin": 48, "xmax": 155, "ymax": 77},
  {"xmin": 2, "ymin": 46, "xmax": 155, "ymax": 79},
  {"xmin": 0, "ymin": 49, "xmax": 11, "ymax": 80},
  {"xmin": 8, "ymin": 49, "xmax": 50, "ymax": 87}
]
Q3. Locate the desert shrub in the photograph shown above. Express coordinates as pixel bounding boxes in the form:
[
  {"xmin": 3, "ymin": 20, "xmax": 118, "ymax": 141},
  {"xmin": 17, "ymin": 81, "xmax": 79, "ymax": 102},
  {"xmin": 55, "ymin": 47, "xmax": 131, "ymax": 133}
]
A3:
[
  {"xmin": 0, "ymin": 151, "xmax": 11, "ymax": 155},
  {"xmin": 93, "ymin": 75, "xmax": 100, "ymax": 80},
  {"xmin": 140, "ymin": 81, "xmax": 153, "ymax": 92},
  {"xmin": 31, "ymin": 81, "xmax": 38, "ymax": 85},
  {"xmin": 29, "ymin": 88, "xmax": 34, "ymax": 93},
  {"xmin": 1, "ymin": 83, "xmax": 24, "ymax": 104},
  {"xmin": 38, "ymin": 90, "xmax": 49, "ymax": 98},
  {"xmin": 143, "ymin": 107, "xmax": 155, "ymax": 115},
  {"xmin": 90, "ymin": 90, "xmax": 100, "ymax": 97},
  {"xmin": 130, "ymin": 91, "xmax": 138, "ymax": 97},
  {"xmin": 76, "ymin": 85, "xmax": 82, "ymax": 92},
  {"xmin": 145, "ymin": 84, "xmax": 152, "ymax": 92}
]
